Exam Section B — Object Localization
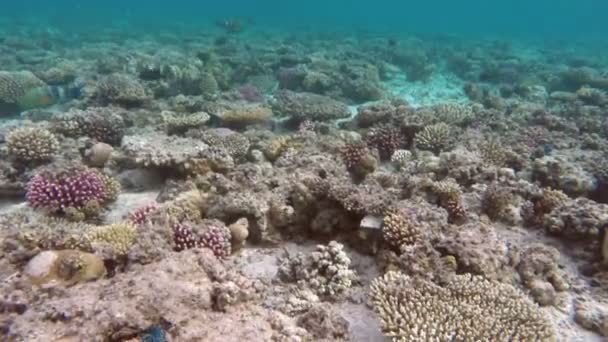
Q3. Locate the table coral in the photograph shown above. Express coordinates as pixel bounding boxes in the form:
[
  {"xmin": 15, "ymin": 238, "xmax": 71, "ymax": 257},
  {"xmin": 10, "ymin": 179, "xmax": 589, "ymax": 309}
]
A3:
[{"xmin": 370, "ymin": 271, "xmax": 556, "ymax": 341}]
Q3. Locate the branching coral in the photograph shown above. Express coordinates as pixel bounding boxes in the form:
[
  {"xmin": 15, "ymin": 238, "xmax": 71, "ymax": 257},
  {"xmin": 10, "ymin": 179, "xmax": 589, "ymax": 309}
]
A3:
[
  {"xmin": 199, "ymin": 222, "xmax": 232, "ymax": 259},
  {"xmin": 415, "ymin": 123, "xmax": 451, "ymax": 154},
  {"xmin": 278, "ymin": 241, "xmax": 356, "ymax": 299},
  {"xmin": 366, "ymin": 124, "xmax": 405, "ymax": 159},
  {"xmin": 6, "ymin": 127, "xmax": 58, "ymax": 164},
  {"xmin": 429, "ymin": 179, "xmax": 466, "ymax": 223},
  {"xmin": 339, "ymin": 142, "xmax": 368, "ymax": 170},
  {"xmin": 382, "ymin": 209, "xmax": 421, "ymax": 251},
  {"xmin": 26, "ymin": 168, "xmax": 119, "ymax": 219},
  {"xmin": 86, "ymin": 222, "xmax": 137, "ymax": 257},
  {"xmin": 370, "ymin": 271, "xmax": 556, "ymax": 341},
  {"xmin": 129, "ymin": 202, "xmax": 160, "ymax": 226},
  {"xmin": 172, "ymin": 222, "xmax": 202, "ymax": 252},
  {"xmin": 479, "ymin": 140, "xmax": 508, "ymax": 167}
]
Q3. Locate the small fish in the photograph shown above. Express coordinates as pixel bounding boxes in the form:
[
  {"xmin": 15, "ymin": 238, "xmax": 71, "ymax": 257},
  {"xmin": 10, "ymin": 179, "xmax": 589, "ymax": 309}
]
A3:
[{"xmin": 17, "ymin": 82, "xmax": 83, "ymax": 111}]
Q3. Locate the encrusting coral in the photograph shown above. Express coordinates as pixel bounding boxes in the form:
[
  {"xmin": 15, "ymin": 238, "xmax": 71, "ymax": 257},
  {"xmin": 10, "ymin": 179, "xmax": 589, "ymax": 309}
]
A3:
[{"xmin": 370, "ymin": 271, "xmax": 556, "ymax": 341}]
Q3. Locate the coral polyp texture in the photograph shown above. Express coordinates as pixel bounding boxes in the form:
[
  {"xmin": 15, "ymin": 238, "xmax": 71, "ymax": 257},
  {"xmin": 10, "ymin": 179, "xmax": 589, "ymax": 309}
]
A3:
[
  {"xmin": 25, "ymin": 168, "xmax": 118, "ymax": 217},
  {"xmin": 6, "ymin": 127, "xmax": 59, "ymax": 163},
  {"xmin": 370, "ymin": 271, "xmax": 556, "ymax": 341}
]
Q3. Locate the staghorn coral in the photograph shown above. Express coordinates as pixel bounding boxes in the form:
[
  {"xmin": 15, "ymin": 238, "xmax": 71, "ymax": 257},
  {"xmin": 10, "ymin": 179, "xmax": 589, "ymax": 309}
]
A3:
[
  {"xmin": 6, "ymin": 127, "xmax": 58, "ymax": 164},
  {"xmin": 278, "ymin": 241, "xmax": 356, "ymax": 299},
  {"xmin": 415, "ymin": 122, "xmax": 451, "ymax": 154},
  {"xmin": 26, "ymin": 168, "xmax": 118, "ymax": 218},
  {"xmin": 272, "ymin": 90, "xmax": 351, "ymax": 122},
  {"xmin": 86, "ymin": 222, "xmax": 137, "ymax": 258},
  {"xmin": 162, "ymin": 110, "xmax": 210, "ymax": 135},
  {"xmin": 370, "ymin": 271, "xmax": 556, "ymax": 341}
]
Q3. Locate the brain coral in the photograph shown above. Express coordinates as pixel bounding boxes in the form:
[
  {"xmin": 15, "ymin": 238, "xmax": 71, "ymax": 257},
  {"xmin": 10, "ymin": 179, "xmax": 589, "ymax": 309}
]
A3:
[{"xmin": 370, "ymin": 271, "xmax": 556, "ymax": 341}]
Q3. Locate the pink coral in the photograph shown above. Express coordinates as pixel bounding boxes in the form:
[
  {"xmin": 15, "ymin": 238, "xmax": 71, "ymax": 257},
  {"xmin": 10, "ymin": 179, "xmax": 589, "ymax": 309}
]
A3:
[
  {"xmin": 172, "ymin": 222, "xmax": 202, "ymax": 252},
  {"xmin": 200, "ymin": 224, "xmax": 232, "ymax": 259},
  {"xmin": 129, "ymin": 202, "xmax": 160, "ymax": 226},
  {"xmin": 26, "ymin": 169, "xmax": 108, "ymax": 212}
]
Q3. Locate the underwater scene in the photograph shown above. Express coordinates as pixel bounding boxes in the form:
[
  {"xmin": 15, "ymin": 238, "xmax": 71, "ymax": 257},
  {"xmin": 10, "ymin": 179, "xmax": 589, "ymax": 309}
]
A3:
[{"xmin": 1, "ymin": 1, "xmax": 608, "ymax": 341}]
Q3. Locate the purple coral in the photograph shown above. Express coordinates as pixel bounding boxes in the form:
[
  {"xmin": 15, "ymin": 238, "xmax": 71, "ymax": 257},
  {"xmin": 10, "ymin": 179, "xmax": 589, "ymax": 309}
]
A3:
[
  {"xmin": 26, "ymin": 169, "xmax": 107, "ymax": 212},
  {"xmin": 200, "ymin": 224, "xmax": 232, "ymax": 259},
  {"xmin": 172, "ymin": 222, "xmax": 202, "ymax": 252},
  {"xmin": 129, "ymin": 202, "xmax": 160, "ymax": 226}
]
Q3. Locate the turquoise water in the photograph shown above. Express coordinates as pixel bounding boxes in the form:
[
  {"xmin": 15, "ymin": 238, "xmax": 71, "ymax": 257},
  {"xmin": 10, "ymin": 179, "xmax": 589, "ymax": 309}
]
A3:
[{"xmin": 2, "ymin": 0, "xmax": 608, "ymax": 39}]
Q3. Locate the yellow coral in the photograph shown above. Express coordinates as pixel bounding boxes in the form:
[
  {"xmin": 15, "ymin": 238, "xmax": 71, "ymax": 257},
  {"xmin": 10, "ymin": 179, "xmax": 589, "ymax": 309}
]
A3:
[{"xmin": 86, "ymin": 222, "xmax": 137, "ymax": 256}]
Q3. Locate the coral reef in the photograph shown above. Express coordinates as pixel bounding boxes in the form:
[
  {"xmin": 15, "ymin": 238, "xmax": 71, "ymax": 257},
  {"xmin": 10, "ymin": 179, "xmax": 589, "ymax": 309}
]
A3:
[{"xmin": 2, "ymin": 22, "xmax": 608, "ymax": 342}]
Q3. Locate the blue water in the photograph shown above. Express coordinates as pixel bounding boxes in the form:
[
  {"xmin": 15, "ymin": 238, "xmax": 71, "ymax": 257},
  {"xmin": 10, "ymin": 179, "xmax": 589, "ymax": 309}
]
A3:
[{"xmin": 1, "ymin": 0, "xmax": 608, "ymax": 40}]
